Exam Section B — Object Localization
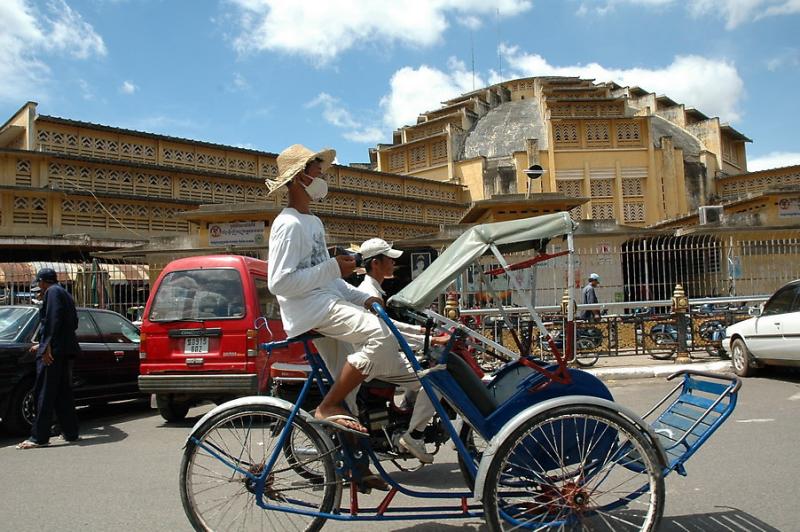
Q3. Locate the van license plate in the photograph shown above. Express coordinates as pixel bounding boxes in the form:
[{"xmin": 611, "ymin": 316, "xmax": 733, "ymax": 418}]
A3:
[{"xmin": 185, "ymin": 337, "xmax": 209, "ymax": 354}]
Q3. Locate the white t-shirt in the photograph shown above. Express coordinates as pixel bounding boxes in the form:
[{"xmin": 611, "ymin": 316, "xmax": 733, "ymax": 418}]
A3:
[
  {"xmin": 268, "ymin": 208, "xmax": 368, "ymax": 337},
  {"xmin": 357, "ymin": 274, "xmax": 425, "ymax": 351}
]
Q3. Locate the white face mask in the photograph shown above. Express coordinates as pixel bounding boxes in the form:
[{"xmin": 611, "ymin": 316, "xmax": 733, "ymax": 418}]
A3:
[{"xmin": 301, "ymin": 174, "xmax": 328, "ymax": 201}]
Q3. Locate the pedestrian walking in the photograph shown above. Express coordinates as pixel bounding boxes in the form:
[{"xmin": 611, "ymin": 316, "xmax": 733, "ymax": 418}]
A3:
[
  {"xmin": 17, "ymin": 268, "xmax": 80, "ymax": 449},
  {"xmin": 581, "ymin": 273, "xmax": 601, "ymax": 322}
]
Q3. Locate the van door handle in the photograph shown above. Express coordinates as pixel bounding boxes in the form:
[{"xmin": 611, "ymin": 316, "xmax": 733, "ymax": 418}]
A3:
[{"xmin": 114, "ymin": 350, "xmax": 124, "ymax": 361}]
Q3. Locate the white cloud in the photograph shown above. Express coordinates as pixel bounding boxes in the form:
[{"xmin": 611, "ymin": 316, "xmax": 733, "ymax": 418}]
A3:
[
  {"xmin": 231, "ymin": 72, "xmax": 250, "ymax": 91},
  {"xmin": 494, "ymin": 45, "xmax": 745, "ymax": 121},
  {"xmin": 227, "ymin": 0, "xmax": 531, "ymax": 63},
  {"xmin": 120, "ymin": 80, "xmax": 137, "ymax": 94},
  {"xmin": 306, "ymin": 92, "xmax": 385, "ymax": 144},
  {"xmin": 587, "ymin": 0, "xmax": 800, "ymax": 29},
  {"xmin": 748, "ymin": 151, "xmax": 800, "ymax": 171},
  {"xmin": 0, "ymin": 0, "xmax": 106, "ymax": 102},
  {"xmin": 766, "ymin": 49, "xmax": 800, "ymax": 71},
  {"xmin": 379, "ymin": 57, "xmax": 485, "ymax": 129}
]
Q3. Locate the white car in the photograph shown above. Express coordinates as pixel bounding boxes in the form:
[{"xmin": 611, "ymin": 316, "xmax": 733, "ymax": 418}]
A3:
[{"xmin": 722, "ymin": 279, "xmax": 800, "ymax": 376}]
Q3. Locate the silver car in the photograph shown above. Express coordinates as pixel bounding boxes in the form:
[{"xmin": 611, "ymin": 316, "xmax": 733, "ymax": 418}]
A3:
[{"xmin": 722, "ymin": 279, "xmax": 800, "ymax": 376}]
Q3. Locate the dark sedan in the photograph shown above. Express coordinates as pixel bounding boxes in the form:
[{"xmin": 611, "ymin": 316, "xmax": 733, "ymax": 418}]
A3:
[{"xmin": 0, "ymin": 305, "xmax": 142, "ymax": 435}]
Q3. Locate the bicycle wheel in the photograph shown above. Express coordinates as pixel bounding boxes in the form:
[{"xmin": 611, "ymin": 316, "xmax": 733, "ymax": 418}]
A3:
[
  {"xmin": 647, "ymin": 332, "xmax": 676, "ymax": 360},
  {"xmin": 574, "ymin": 337, "xmax": 600, "ymax": 367},
  {"xmin": 180, "ymin": 404, "xmax": 341, "ymax": 532},
  {"xmin": 482, "ymin": 404, "xmax": 664, "ymax": 531}
]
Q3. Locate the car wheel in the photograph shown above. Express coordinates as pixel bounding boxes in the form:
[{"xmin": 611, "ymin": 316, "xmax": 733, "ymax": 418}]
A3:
[
  {"xmin": 731, "ymin": 338, "xmax": 754, "ymax": 377},
  {"xmin": 156, "ymin": 394, "xmax": 190, "ymax": 422},
  {"xmin": 5, "ymin": 378, "xmax": 36, "ymax": 436}
]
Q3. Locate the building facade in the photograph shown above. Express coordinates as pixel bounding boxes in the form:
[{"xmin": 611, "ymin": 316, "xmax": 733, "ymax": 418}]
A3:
[
  {"xmin": 374, "ymin": 76, "xmax": 753, "ymax": 227},
  {"xmin": 0, "ymin": 102, "xmax": 467, "ymax": 261}
]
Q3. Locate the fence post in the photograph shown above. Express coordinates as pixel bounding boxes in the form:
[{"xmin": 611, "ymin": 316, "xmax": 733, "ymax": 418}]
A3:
[{"xmin": 672, "ymin": 284, "xmax": 691, "ymax": 364}]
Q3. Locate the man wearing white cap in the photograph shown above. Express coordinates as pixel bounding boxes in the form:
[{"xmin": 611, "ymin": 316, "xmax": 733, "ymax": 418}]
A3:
[
  {"xmin": 581, "ymin": 273, "xmax": 601, "ymax": 322},
  {"xmin": 266, "ymin": 144, "xmax": 405, "ymax": 438},
  {"xmin": 358, "ymin": 238, "xmax": 443, "ymax": 463}
]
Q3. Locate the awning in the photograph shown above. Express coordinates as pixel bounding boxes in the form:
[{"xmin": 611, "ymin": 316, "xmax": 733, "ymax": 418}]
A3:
[
  {"xmin": 99, "ymin": 263, "xmax": 150, "ymax": 283},
  {"xmin": 0, "ymin": 262, "xmax": 149, "ymax": 285}
]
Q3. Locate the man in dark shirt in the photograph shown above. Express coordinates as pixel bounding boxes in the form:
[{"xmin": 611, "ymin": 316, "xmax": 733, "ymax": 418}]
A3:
[
  {"xmin": 581, "ymin": 273, "xmax": 601, "ymax": 322},
  {"xmin": 17, "ymin": 268, "xmax": 80, "ymax": 449}
]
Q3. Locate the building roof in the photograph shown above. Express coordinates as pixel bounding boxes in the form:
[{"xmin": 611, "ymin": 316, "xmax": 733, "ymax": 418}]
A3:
[
  {"xmin": 463, "ymin": 98, "xmax": 547, "ymax": 159},
  {"xmin": 649, "ymin": 115, "xmax": 703, "ymax": 157},
  {"xmin": 38, "ymin": 115, "xmax": 280, "ymax": 158},
  {"xmin": 721, "ymin": 124, "xmax": 753, "ymax": 143}
]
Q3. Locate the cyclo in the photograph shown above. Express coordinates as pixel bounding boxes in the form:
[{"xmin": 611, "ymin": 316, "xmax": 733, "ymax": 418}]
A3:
[{"xmin": 179, "ymin": 212, "xmax": 741, "ymax": 531}]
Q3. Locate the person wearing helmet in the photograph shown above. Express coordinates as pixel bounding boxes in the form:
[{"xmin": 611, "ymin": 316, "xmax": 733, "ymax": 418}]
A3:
[{"xmin": 581, "ymin": 273, "xmax": 601, "ymax": 322}]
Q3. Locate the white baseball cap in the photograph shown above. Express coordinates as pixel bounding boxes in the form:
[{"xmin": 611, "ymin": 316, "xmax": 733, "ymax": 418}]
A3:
[
  {"xmin": 360, "ymin": 238, "xmax": 403, "ymax": 260},
  {"xmin": 589, "ymin": 273, "xmax": 600, "ymax": 281}
]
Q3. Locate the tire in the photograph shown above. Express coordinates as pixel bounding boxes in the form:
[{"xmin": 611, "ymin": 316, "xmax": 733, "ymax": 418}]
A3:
[
  {"xmin": 648, "ymin": 331, "xmax": 676, "ymax": 360},
  {"xmin": 180, "ymin": 404, "xmax": 340, "ymax": 532},
  {"xmin": 730, "ymin": 338, "xmax": 755, "ymax": 377},
  {"xmin": 574, "ymin": 338, "xmax": 599, "ymax": 367},
  {"xmin": 482, "ymin": 404, "xmax": 664, "ymax": 531},
  {"xmin": 457, "ymin": 422, "xmax": 488, "ymax": 489},
  {"xmin": 5, "ymin": 378, "xmax": 36, "ymax": 436},
  {"xmin": 156, "ymin": 394, "xmax": 189, "ymax": 422}
]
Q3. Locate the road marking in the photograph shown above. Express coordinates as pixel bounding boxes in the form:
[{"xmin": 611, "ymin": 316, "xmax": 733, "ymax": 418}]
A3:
[
  {"xmin": 789, "ymin": 392, "xmax": 800, "ymax": 401},
  {"xmin": 736, "ymin": 418, "xmax": 775, "ymax": 423}
]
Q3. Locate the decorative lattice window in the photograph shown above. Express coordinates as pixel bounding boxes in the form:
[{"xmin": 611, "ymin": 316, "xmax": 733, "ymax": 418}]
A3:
[
  {"xmin": 13, "ymin": 196, "xmax": 48, "ymax": 225},
  {"xmin": 15, "ymin": 159, "xmax": 32, "ymax": 186},
  {"xmin": 260, "ymin": 162, "xmax": 278, "ymax": 178},
  {"xmin": 553, "ymin": 122, "xmax": 579, "ymax": 147},
  {"xmin": 425, "ymin": 207, "xmax": 449, "ymax": 224},
  {"xmin": 590, "ymin": 179, "xmax": 613, "ymax": 198},
  {"xmin": 389, "ymin": 151, "xmax": 406, "ymax": 172},
  {"xmin": 616, "ymin": 121, "xmax": 642, "ymax": 146},
  {"xmin": 557, "ymin": 179, "xmax": 583, "ymax": 198},
  {"xmin": 591, "ymin": 202, "xmax": 615, "ymax": 220},
  {"xmin": 585, "ymin": 122, "xmax": 611, "ymax": 147},
  {"xmin": 326, "ymin": 221, "xmax": 353, "ymax": 240},
  {"xmin": 403, "ymin": 204, "xmax": 422, "ymax": 218},
  {"xmin": 569, "ymin": 206, "xmax": 583, "ymax": 222},
  {"xmin": 332, "ymin": 196, "xmax": 357, "ymax": 216},
  {"xmin": 383, "ymin": 201, "xmax": 404, "ymax": 218},
  {"xmin": 574, "ymin": 103, "xmax": 595, "ymax": 117},
  {"xmin": 430, "ymin": 140, "xmax": 447, "ymax": 163},
  {"xmin": 409, "ymin": 145, "xmax": 428, "ymax": 170},
  {"xmin": 353, "ymin": 222, "xmax": 380, "ymax": 241},
  {"xmin": 383, "ymin": 179, "xmax": 403, "ymax": 195},
  {"xmin": 623, "ymin": 201, "xmax": 645, "ymax": 223},
  {"xmin": 622, "ymin": 178, "xmax": 643, "ymax": 197}
]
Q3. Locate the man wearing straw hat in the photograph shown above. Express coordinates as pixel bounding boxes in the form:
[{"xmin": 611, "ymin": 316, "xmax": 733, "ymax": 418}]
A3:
[{"xmin": 266, "ymin": 144, "xmax": 402, "ymax": 437}]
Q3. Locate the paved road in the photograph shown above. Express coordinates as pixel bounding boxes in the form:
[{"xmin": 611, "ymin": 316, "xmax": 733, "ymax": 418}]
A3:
[{"xmin": 1, "ymin": 370, "xmax": 798, "ymax": 531}]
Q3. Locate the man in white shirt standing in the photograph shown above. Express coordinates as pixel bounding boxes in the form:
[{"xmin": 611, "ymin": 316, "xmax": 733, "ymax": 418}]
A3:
[
  {"xmin": 266, "ymin": 144, "xmax": 401, "ymax": 436},
  {"xmin": 358, "ymin": 238, "xmax": 438, "ymax": 463}
]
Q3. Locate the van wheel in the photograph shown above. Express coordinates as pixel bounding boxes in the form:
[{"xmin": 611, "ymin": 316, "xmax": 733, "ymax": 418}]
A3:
[
  {"xmin": 5, "ymin": 378, "xmax": 36, "ymax": 436},
  {"xmin": 156, "ymin": 395, "xmax": 190, "ymax": 422}
]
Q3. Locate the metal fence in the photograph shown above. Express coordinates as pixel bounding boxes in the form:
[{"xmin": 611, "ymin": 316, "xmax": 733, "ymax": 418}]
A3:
[{"xmin": 457, "ymin": 234, "xmax": 800, "ymax": 309}]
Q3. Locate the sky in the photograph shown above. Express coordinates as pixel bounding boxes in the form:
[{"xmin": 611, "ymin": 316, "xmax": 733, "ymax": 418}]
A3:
[{"xmin": 1, "ymin": 0, "xmax": 799, "ymax": 171}]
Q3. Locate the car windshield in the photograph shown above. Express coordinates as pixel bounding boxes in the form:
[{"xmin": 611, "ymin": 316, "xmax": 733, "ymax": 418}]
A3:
[
  {"xmin": 0, "ymin": 307, "xmax": 36, "ymax": 341},
  {"xmin": 148, "ymin": 268, "xmax": 245, "ymax": 322}
]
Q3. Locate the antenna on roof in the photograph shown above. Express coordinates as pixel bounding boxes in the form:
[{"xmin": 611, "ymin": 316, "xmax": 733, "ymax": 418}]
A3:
[
  {"xmin": 496, "ymin": 8, "xmax": 502, "ymax": 80},
  {"xmin": 470, "ymin": 30, "xmax": 476, "ymax": 91}
]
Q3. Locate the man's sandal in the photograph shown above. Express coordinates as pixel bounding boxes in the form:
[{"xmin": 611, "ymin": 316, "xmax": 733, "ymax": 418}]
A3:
[
  {"xmin": 357, "ymin": 474, "xmax": 390, "ymax": 494},
  {"xmin": 310, "ymin": 414, "xmax": 369, "ymax": 437},
  {"xmin": 16, "ymin": 440, "xmax": 48, "ymax": 450}
]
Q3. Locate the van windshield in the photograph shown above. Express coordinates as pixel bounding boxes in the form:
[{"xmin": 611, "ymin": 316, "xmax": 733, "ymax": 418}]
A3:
[{"xmin": 148, "ymin": 268, "xmax": 245, "ymax": 322}]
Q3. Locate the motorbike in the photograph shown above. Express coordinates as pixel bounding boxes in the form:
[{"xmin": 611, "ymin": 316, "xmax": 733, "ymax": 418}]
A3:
[{"xmin": 270, "ymin": 337, "xmax": 485, "ymax": 468}]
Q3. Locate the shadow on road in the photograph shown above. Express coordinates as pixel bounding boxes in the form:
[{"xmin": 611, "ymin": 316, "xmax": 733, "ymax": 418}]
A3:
[{"xmin": 662, "ymin": 508, "xmax": 780, "ymax": 531}]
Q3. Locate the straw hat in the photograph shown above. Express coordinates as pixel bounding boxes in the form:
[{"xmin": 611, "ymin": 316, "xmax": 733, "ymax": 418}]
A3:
[{"xmin": 265, "ymin": 144, "xmax": 336, "ymax": 196}]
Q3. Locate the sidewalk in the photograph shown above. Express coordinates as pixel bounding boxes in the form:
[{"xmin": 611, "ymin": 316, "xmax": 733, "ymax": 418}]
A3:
[{"xmin": 584, "ymin": 352, "xmax": 733, "ymax": 381}]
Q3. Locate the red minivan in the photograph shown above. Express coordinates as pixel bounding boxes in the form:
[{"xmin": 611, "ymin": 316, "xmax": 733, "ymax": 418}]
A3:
[{"xmin": 138, "ymin": 255, "xmax": 300, "ymax": 421}]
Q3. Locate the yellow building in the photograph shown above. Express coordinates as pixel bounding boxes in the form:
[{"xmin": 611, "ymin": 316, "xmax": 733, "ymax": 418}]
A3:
[
  {"xmin": 374, "ymin": 76, "xmax": 753, "ymax": 227},
  {"xmin": 0, "ymin": 102, "xmax": 467, "ymax": 260}
]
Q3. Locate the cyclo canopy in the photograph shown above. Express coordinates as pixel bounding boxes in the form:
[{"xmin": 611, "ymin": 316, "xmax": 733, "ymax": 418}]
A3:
[{"xmin": 388, "ymin": 212, "xmax": 575, "ymax": 311}]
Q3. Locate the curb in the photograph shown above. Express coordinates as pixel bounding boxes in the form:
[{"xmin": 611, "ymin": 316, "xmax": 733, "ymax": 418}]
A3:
[{"xmin": 586, "ymin": 360, "xmax": 733, "ymax": 381}]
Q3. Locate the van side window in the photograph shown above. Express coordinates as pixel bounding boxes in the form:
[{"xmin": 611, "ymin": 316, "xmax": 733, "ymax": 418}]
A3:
[{"xmin": 254, "ymin": 278, "xmax": 281, "ymax": 320}]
